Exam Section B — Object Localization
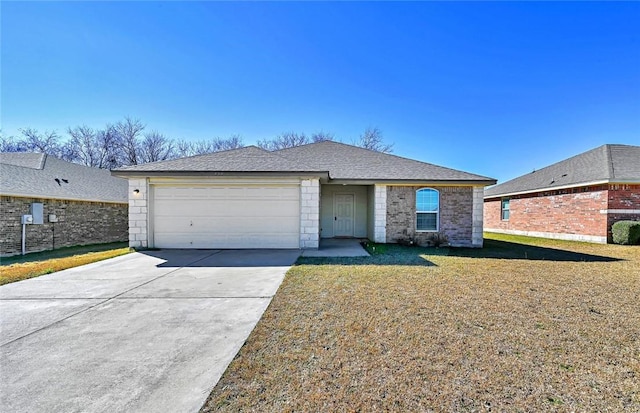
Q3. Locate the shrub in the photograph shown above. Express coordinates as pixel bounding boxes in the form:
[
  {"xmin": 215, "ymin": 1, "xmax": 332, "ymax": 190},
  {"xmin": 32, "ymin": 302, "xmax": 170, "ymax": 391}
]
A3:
[
  {"xmin": 612, "ymin": 220, "xmax": 640, "ymax": 245},
  {"xmin": 429, "ymin": 233, "xmax": 449, "ymax": 248}
]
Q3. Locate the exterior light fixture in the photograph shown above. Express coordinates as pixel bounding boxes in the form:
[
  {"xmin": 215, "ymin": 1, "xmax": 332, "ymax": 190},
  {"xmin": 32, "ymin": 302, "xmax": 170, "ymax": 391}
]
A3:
[{"xmin": 133, "ymin": 189, "xmax": 140, "ymax": 194}]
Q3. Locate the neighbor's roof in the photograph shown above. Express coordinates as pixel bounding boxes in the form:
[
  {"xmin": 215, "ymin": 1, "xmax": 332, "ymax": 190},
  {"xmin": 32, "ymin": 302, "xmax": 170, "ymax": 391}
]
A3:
[
  {"xmin": 113, "ymin": 141, "xmax": 495, "ymax": 184},
  {"xmin": 485, "ymin": 144, "xmax": 640, "ymax": 198},
  {"xmin": 0, "ymin": 152, "xmax": 128, "ymax": 203}
]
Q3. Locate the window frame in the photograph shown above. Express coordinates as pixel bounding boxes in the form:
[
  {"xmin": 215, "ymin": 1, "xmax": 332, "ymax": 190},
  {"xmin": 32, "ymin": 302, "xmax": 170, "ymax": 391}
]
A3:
[
  {"xmin": 415, "ymin": 188, "xmax": 440, "ymax": 232},
  {"xmin": 501, "ymin": 198, "xmax": 510, "ymax": 221}
]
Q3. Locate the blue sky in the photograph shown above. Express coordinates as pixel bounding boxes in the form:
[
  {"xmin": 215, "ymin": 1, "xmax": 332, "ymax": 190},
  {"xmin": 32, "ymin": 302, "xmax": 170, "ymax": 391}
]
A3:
[{"xmin": 2, "ymin": 1, "xmax": 639, "ymax": 182}]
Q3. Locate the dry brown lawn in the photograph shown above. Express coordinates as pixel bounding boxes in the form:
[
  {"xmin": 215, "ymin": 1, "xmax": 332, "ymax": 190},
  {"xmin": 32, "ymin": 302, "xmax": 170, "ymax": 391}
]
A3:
[
  {"xmin": 202, "ymin": 234, "xmax": 639, "ymax": 412},
  {"xmin": 0, "ymin": 244, "xmax": 131, "ymax": 285}
]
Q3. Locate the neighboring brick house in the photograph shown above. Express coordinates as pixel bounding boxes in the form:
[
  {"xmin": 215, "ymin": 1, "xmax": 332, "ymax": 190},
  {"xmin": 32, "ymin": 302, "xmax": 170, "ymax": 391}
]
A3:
[
  {"xmin": 1, "ymin": 153, "xmax": 128, "ymax": 256},
  {"xmin": 484, "ymin": 144, "xmax": 640, "ymax": 243},
  {"xmin": 112, "ymin": 141, "xmax": 496, "ymax": 249}
]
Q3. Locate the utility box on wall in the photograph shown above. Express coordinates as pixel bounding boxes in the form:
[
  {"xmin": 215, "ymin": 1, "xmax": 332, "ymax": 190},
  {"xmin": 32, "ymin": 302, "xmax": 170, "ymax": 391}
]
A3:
[{"xmin": 30, "ymin": 203, "xmax": 44, "ymax": 225}]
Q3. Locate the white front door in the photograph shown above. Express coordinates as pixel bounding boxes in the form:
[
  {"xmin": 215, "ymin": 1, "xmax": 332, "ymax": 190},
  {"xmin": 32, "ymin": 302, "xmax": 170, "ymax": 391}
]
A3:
[{"xmin": 333, "ymin": 194, "xmax": 354, "ymax": 237}]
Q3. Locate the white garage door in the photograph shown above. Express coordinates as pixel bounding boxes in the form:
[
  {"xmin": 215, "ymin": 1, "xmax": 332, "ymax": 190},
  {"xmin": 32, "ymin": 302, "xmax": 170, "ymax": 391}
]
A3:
[{"xmin": 152, "ymin": 183, "xmax": 300, "ymax": 249}]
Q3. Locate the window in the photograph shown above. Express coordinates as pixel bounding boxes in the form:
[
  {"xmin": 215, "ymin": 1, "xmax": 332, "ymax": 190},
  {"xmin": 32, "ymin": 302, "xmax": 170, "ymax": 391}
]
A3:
[
  {"xmin": 501, "ymin": 198, "xmax": 510, "ymax": 220},
  {"xmin": 416, "ymin": 188, "xmax": 439, "ymax": 231}
]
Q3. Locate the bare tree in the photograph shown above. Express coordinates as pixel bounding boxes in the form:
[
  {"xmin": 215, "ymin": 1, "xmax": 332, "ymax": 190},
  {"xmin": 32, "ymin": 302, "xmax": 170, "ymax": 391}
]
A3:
[
  {"xmin": 113, "ymin": 117, "xmax": 145, "ymax": 165},
  {"xmin": 17, "ymin": 128, "xmax": 65, "ymax": 156},
  {"xmin": 215, "ymin": 135, "xmax": 244, "ymax": 152},
  {"xmin": 355, "ymin": 127, "xmax": 393, "ymax": 153},
  {"xmin": 0, "ymin": 131, "xmax": 25, "ymax": 152},
  {"xmin": 66, "ymin": 125, "xmax": 120, "ymax": 168},
  {"xmin": 256, "ymin": 132, "xmax": 310, "ymax": 151},
  {"xmin": 310, "ymin": 131, "xmax": 334, "ymax": 142},
  {"xmin": 139, "ymin": 131, "xmax": 176, "ymax": 163},
  {"xmin": 255, "ymin": 128, "xmax": 392, "ymax": 153},
  {"xmin": 174, "ymin": 139, "xmax": 195, "ymax": 158},
  {"xmin": 178, "ymin": 135, "xmax": 245, "ymax": 156}
]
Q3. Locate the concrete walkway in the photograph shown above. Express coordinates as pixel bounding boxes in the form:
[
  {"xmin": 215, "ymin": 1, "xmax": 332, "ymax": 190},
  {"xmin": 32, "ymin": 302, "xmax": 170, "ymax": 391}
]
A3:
[
  {"xmin": 0, "ymin": 249, "xmax": 299, "ymax": 413},
  {"xmin": 301, "ymin": 238, "xmax": 370, "ymax": 257}
]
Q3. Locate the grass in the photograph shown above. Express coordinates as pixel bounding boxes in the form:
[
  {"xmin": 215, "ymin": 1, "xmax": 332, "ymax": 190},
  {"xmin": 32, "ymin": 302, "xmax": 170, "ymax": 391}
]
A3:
[
  {"xmin": 201, "ymin": 233, "xmax": 640, "ymax": 412},
  {"xmin": 0, "ymin": 242, "xmax": 131, "ymax": 285}
]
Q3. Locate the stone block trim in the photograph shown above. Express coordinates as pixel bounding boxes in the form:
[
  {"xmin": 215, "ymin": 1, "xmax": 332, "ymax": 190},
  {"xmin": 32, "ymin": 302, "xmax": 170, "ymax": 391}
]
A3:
[
  {"xmin": 373, "ymin": 185, "xmax": 387, "ymax": 243},
  {"xmin": 1, "ymin": 196, "xmax": 127, "ymax": 257},
  {"xmin": 386, "ymin": 185, "xmax": 474, "ymax": 247},
  {"xmin": 471, "ymin": 186, "xmax": 484, "ymax": 247},
  {"xmin": 128, "ymin": 179, "xmax": 149, "ymax": 248},
  {"xmin": 300, "ymin": 178, "xmax": 320, "ymax": 248}
]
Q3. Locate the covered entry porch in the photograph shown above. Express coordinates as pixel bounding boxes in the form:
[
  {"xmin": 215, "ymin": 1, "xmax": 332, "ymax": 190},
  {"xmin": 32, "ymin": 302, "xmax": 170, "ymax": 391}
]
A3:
[{"xmin": 319, "ymin": 184, "xmax": 378, "ymax": 241}]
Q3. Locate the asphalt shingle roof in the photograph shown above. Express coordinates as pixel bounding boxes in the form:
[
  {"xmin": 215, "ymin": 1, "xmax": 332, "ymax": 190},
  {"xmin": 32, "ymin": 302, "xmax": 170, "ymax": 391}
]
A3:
[
  {"xmin": 484, "ymin": 144, "xmax": 640, "ymax": 198},
  {"xmin": 1, "ymin": 153, "xmax": 128, "ymax": 203},
  {"xmin": 113, "ymin": 141, "xmax": 495, "ymax": 183},
  {"xmin": 113, "ymin": 146, "xmax": 324, "ymax": 173},
  {"xmin": 276, "ymin": 141, "xmax": 494, "ymax": 182}
]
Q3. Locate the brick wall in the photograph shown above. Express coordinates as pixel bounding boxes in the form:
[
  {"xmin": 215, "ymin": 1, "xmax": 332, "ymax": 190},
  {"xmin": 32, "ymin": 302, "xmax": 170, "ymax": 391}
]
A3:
[
  {"xmin": 1, "ymin": 196, "xmax": 128, "ymax": 256},
  {"xmin": 607, "ymin": 184, "xmax": 640, "ymax": 240},
  {"xmin": 608, "ymin": 184, "xmax": 640, "ymax": 209},
  {"xmin": 484, "ymin": 187, "xmax": 609, "ymax": 242},
  {"xmin": 386, "ymin": 186, "xmax": 474, "ymax": 247},
  {"xmin": 485, "ymin": 184, "xmax": 640, "ymax": 243}
]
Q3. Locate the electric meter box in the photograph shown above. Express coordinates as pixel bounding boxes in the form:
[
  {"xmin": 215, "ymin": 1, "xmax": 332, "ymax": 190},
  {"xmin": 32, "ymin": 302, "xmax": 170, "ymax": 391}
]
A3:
[
  {"xmin": 30, "ymin": 203, "xmax": 44, "ymax": 225},
  {"xmin": 21, "ymin": 215, "xmax": 33, "ymax": 224}
]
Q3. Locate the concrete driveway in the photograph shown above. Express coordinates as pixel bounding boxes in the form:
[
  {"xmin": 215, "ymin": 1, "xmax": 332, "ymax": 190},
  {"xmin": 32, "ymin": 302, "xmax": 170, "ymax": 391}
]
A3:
[{"xmin": 0, "ymin": 249, "xmax": 299, "ymax": 413}]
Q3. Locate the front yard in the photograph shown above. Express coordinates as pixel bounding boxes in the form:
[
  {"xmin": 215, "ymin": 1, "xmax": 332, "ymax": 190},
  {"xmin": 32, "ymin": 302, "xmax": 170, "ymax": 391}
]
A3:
[
  {"xmin": 202, "ymin": 233, "xmax": 639, "ymax": 412},
  {"xmin": 0, "ymin": 242, "xmax": 131, "ymax": 285}
]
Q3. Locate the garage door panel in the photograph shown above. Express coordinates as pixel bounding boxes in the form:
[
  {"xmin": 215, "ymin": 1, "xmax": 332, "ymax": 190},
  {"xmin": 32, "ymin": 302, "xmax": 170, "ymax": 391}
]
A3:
[
  {"xmin": 153, "ymin": 233, "xmax": 298, "ymax": 249},
  {"xmin": 152, "ymin": 184, "xmax": 301, "ymax": 249},
  {"xmin": 154, "ymin": 186, "xmax": 299, "ymax": 200},
  {"xmin": 154, "ymin": 217, "xmax": 300, "ymax": 233},
  {"xmin": 154, "ymin": 201, "xmax": 296, "ymax": 217}
]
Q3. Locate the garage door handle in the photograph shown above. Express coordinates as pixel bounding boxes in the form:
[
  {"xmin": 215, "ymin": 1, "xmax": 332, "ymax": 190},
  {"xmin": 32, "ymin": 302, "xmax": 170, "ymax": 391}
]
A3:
[{"xmin": 334, "ymin": 216, "xmax": 337, "ymax": 221}]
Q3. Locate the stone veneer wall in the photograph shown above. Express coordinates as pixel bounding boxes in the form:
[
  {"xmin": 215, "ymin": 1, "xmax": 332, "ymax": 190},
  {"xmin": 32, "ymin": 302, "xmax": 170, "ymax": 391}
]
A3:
[
  {"xmin": 373, "ymin": 185, "xmax": 387, "ymax": 243},
  {"xmin": 128, "ymin": 178, "xmax": 149, "ymax": 248},
  {"xmin": 386, "ymin": 186, "xmax": 474, "ymax": 247},
  {"xmin": 471, "ymin": 187, "xmax": 484, "ymax": 247},
  {"xmin": 1, "ymin": 196, "xmax": 128, "ymax": 256},
  {"xmin": 300, "ymin": 178, "xmax": 320, "ymax": 248}
]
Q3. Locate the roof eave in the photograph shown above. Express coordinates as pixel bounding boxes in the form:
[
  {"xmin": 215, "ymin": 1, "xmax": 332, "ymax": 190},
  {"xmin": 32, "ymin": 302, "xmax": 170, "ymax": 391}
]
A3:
[
  {"xmin": 328, "ymin": 178, "xmax": 497, "ymax": 186},
  {"xmin": 111, "ymin": 170, "xmax": 330, "ymax": 179},
  {"xmin": 0, "ymin": 191, "xmax": 127, "ymax": 204}
]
